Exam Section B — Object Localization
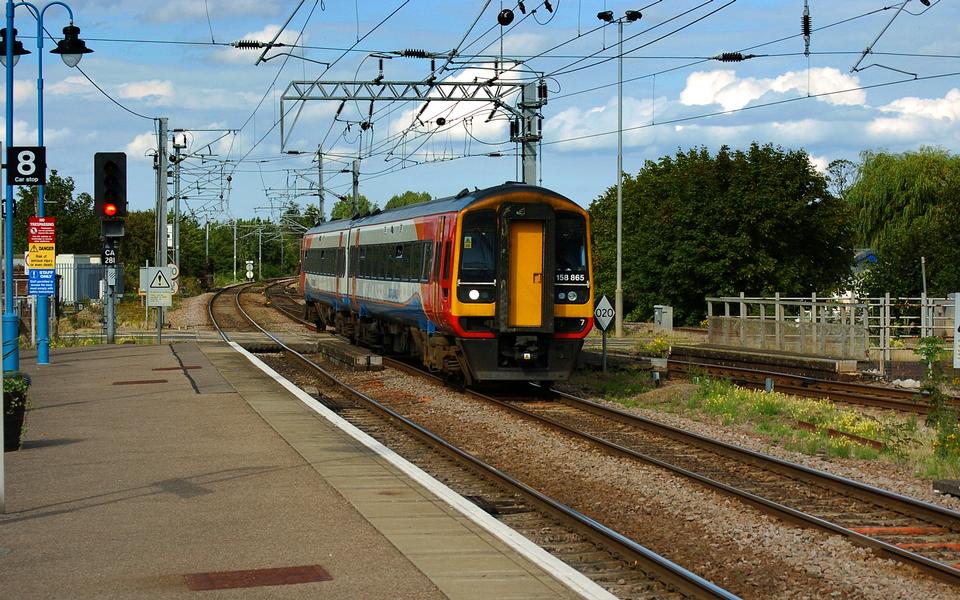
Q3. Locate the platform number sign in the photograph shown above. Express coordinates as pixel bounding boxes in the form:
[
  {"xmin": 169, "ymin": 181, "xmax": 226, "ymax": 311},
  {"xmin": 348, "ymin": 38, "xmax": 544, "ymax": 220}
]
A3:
[
  {"xmin": 7, "ymin": 146, "xmax": 46, "ymax": 186},
  {"xmin": 594, "ymin": 295, "xmax": 615, "ymax": 332}
]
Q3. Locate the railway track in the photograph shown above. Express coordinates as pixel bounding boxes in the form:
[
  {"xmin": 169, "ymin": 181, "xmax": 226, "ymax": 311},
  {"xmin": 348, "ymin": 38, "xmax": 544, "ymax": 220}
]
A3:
[
  {"xmin": 447, "ymin": 384, "xmax": 960, "ymax": 586},
  {"xmin": 588, "ymin": 346, "xmax": 942, "ymax": 417},
  {"xmin": 209, "ymin": 283, "xmax": 737, "ymax": 600}
]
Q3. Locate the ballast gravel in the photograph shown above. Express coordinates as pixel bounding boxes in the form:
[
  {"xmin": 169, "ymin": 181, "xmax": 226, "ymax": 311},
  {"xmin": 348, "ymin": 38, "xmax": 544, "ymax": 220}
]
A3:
[
  {"xmin": 334, "ymin": 368, "xmax": 957, "ymax": 600},
  {"xmin": 166, "ymin": 296, "xmax": 959, "ymax": 598}
]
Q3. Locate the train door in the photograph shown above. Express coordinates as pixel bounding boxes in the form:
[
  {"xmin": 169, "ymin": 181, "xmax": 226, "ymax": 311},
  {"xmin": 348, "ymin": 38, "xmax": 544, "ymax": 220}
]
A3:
[
  {"xmin": 496, "ymin": 203, "xmax": 555, "ymax": 333},
  {"xmin": 508, "ymin": 221, "xmax": 543, "ymax": 327},
  {"xmin": 335, "ymin": 231, "xmax": 343, "ymax": 304},
  {"xmin": 432, "ymin": 216, "xmax": 447, "ymax": 323}
]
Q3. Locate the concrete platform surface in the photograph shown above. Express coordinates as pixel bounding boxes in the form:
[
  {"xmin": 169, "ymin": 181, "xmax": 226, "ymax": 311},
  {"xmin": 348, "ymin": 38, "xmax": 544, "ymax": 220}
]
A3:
[{"xmin": 0, "ymin": 342, "xmax": 594, "ymax": 599}]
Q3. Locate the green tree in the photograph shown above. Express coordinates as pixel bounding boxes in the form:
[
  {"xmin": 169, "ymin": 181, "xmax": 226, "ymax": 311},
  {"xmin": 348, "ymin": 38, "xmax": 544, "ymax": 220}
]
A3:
[
  {"xmin": 848, "ymin": 148, "xmax": 960, "ymax": 296},
  {"xmin": 826, "ymin": 158, "xmax": 858, "ymax": 200},
  {"xmin": 384, "ymin": 190, "xmax": 431, "ymax": 210},
  {"xmin": 14, "ymin": 170, "xmax": 98, "ymax": 255},
  {"xmin": 590, "ymin": 143, "xmax": 853, "ymax": 325},
  {"xmin": 330, "ymin": 194, "xmax": 377, "ymax": 219}
]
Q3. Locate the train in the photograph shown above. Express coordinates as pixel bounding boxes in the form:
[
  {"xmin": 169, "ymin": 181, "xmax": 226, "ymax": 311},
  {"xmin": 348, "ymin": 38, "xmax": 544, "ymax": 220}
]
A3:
[{"xmin": 298, "ymin": 181, "xmax": 594, "ymax": 385}]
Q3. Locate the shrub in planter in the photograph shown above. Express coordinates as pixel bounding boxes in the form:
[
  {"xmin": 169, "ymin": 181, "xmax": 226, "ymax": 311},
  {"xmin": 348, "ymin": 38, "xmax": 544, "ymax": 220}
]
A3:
[{"xmin": 4, "ymin": 373, "xmax": 30, "ymax": 452}]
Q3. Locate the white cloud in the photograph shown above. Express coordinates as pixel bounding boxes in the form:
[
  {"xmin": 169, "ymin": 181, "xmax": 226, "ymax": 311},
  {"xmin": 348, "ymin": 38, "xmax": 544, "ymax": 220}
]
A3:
[
  {"xmin": 868, "ymin": 88, "xmax": 960, "ymax": 141},
  {"xmin": 126, "ymin": 131, "xmax": 157, "ymax": 161},
  {"xmin": 502, "ymin": 32, "xmax": 552, "ymax": 56},
  {"xmin": 809, "ymin": 155, "xmax": 829, "ymax": 174},
  {"xmin": 374, "ymin": 66, "xmax": 518, "ymax": 158},
  {"xmin": 117, "ymin": 80, "xmax": 174, "ymax": 101},
  {"xmin": 216, "ymin": 24, "xmax": 306, "ymax": 65},
  {"xmin": 13, "ymin": 79, "xmax": 35, "ymax": 105},
  {"xmin": 877, "ymin": 88, "xmax": 960, "ymax": 122},
  {"xmin": 544, "ymin": 95, "xmax": 659, "ymax": 151},
  {"xmin": 0, "ymin": 118, "xmax": 68, "ymax": 145},
  {"xmin": 47, "ymin": 75, "xmax": 97, "ymax": 98},
  {"xmin": 680, "ymin": 68, "xmax": 865, "ymax": 111}
]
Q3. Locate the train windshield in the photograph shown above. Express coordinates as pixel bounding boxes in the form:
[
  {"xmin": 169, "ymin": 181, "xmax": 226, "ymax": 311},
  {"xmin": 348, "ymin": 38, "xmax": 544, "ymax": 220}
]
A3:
[
  {"xmin": 458, "ymin": 210, "xmax": 497, "ymax": 303},
  {"xmin": 556, "ymin": 212, "xmax": 588, "ymax": 284}
]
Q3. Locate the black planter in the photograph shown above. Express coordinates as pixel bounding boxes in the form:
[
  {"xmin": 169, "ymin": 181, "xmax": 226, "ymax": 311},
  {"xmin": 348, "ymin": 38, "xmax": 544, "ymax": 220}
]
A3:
[{"xmin": 4, "ymin": 391, "xmax": 26, "ymax": 452}]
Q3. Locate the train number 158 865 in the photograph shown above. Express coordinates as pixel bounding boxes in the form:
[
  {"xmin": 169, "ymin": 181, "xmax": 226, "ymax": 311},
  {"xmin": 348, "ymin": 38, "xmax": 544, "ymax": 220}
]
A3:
[{"xmin": 556, "ymin": 272, "xmax": 586, "ymax": 283}]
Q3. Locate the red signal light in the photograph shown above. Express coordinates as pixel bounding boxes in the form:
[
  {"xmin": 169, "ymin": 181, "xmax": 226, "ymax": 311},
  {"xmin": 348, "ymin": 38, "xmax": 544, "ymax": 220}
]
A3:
[{"xmin": 104, "ymin": 203, "xmax": 118, "ymax": 217}]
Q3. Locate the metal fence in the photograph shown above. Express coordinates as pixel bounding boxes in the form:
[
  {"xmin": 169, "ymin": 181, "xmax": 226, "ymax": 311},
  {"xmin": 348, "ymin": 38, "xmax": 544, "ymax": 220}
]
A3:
[{"xmin": 705, "ymin": 293, "xmax": 955, "ymax": 375}]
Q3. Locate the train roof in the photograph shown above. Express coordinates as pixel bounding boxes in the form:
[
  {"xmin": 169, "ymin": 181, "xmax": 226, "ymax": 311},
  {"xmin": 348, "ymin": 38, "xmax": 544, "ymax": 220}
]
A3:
[{"xmin": 304, "ymin": 182, "xmax": 577, "ymax": 236}]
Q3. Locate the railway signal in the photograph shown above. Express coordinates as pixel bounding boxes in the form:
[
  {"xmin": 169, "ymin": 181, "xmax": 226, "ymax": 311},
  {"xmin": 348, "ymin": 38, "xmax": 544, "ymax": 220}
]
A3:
[{"xmin": 94, "ymin": 152, "xmax": 127, "ymax": 221}]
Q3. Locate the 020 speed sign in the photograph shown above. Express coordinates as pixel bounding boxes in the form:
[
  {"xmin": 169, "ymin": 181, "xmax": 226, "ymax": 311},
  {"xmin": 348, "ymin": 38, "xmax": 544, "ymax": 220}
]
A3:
[
  {"xmin": 594, "ymin": 295, "xmax": 615, "ymax": 332},
  {"xmin": 7, "ymin": 146, "xmax": 46, "ymax": 186}
]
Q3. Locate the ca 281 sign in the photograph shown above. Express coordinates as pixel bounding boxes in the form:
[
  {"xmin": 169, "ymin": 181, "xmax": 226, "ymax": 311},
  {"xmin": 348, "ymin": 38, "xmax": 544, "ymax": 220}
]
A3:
[{"xmin": 7, "ymin": 146, "xmax": 46, "ymax": 186}]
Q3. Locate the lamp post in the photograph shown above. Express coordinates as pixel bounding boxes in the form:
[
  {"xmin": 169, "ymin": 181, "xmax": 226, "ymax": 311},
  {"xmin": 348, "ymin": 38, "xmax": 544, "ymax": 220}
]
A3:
[
  {"xmin": 598, "ymin": 9, "xmax": 641, "ymax": 338},
  {"xmin": 2, "ymin": 0, "xmax": 89, "ymax": 514},
  {"xmin": 3, "ymin": 1, "xmax": 91, "ymax": 369}
]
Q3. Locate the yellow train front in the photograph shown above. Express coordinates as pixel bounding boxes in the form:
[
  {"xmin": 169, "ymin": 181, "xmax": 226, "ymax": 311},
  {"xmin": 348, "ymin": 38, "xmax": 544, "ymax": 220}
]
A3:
[
  {"xmin": 300, "ymin": 182, "xmax": 594, "ymax": 385},
  {"xmin": 439, "ymin": 183, "xmax": 594, "ymax": 384}
]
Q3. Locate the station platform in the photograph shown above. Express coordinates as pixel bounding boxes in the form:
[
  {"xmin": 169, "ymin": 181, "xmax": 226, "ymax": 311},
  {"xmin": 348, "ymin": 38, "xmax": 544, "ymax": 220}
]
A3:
[{"xmin": 1, "ymin": 342, "xmax": 609, "ymax": 599}]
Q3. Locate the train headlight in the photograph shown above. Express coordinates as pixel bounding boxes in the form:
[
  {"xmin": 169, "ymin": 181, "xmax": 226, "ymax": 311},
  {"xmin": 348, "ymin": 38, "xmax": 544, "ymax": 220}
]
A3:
[
  {"xmin": 558, "ymin": 292, "xmax": 566, "ymax": 300},
  {"xmin": 469, "ymin": 289, "xmax": 480, "ymax": 300},
  {"xmin": 567, "ymin": 291, "xmax": 578, "ymax": 302}
]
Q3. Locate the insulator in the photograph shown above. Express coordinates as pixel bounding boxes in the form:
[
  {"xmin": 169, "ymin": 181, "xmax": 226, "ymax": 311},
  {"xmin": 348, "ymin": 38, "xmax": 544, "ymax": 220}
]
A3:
[
  {"xmin": 717, "ymin": 52, "xmax": 747, "ymax": 62},
  {"xmin": 335, "ymin": 101, "xmax": 345, "ymax": 119},
  {"xmin": 402, "ymin": 49, "xmax": 429, "ymax": 58},
  {"xmin": 801, "ymin": 14, "xmax": 811, "ymax": 37},
  {"xmin": 537, "ymin": 80, "xmax": 547, "ymax": 101},
  {"xmin": 231, "ymin": 40, "xmax": 264, "ymax": 49},
  {"xmin": 544, "ymin": 0, "xmax": 553, "ymax": 13},
  {"xmin": 509, "ymin": 119, "xmax": 519, "ymax": 138}
]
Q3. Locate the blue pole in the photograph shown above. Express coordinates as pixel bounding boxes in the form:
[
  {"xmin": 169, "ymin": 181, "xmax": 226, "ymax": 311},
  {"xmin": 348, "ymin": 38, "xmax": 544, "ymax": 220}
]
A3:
[
  {"xmin": 4, "ymin": 0, "xmax": 19, "ymax": 373},
  {"xmin": 34, "ymin": 3, "xmax": 47, "ymax": 364}
]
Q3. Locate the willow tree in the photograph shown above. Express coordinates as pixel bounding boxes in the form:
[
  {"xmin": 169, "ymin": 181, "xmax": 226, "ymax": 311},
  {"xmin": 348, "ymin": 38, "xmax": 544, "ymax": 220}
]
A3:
[{"xmin": 847, "ymin": 147, "xmax": 960, "ymax": 296}]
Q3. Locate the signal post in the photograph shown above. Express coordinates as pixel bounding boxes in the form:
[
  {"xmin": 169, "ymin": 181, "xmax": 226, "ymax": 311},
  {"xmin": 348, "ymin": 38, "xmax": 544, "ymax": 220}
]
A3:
[{"xmin": 94, "ymin": 152, "xmax": 126, "ymax": 343}]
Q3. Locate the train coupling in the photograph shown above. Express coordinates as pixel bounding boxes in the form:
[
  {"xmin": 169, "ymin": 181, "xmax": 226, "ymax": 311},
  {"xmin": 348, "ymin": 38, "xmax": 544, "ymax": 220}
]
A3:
[{"xmin": 513, "ymin": 335, "xmax": 540, "ymax": 362}]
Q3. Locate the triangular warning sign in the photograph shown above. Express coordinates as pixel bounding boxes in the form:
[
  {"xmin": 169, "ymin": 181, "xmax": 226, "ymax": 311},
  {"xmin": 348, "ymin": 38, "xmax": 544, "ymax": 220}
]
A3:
[{"xmin": 150, "ymin": 270, "xmax": 170, "ymax": 289}]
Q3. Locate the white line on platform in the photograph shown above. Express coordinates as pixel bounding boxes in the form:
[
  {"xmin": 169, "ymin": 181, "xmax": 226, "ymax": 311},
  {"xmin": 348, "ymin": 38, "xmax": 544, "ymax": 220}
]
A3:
[{"xmin": 229, "ymin": 341, "xmax": 617, "ymax": 600}]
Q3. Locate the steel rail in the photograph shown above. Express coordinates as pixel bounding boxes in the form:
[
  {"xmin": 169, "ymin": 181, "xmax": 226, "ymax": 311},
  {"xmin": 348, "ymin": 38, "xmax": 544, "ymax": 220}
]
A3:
[
  {"xmin": 211, "ymin": 287, "xmax": 739, "ymax": 600},
  {"xmin": 468, "ymin": 385, "xmax": 960, "ymax": 586}
]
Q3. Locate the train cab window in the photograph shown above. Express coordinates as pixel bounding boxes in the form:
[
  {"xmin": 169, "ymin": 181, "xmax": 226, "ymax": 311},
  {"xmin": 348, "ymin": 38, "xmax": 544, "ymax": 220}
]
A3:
[
  {"xmin": 457, "ymin": 210, "xmax": 496, "ymax": 303},
  {"xmin": 555, "ymin": 211, "xmax": 589, "ymax": 304}
]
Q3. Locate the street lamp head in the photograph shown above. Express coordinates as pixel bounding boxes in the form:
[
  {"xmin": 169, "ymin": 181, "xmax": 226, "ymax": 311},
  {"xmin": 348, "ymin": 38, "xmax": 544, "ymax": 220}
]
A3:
[
  {"xmin": 50, "ymin": 25, "xmax": 93, "ymax": 68},
  {"xmin": 625, "ymin": 10, "xmax": 643, "ymax": 22},
  {"xmin": 597, "ymin": 10, "xmax": 614, "ymax": 23},
  {"xmin": 0, "ymin": 28, "xmax": 31, "ymax": 67}
]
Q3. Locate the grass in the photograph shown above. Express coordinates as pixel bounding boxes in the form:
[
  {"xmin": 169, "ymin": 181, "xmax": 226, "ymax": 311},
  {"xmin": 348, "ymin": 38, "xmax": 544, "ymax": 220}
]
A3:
[{"xmin": 565, "ymin": 367, "xmax": 960, "ymax": 479}]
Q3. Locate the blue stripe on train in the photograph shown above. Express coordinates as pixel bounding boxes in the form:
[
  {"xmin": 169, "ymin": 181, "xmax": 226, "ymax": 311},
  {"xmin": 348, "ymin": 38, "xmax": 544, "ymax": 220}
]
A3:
[{"xmin": 304, "ymin": 286, "xmax": 436, "ymax": 332}]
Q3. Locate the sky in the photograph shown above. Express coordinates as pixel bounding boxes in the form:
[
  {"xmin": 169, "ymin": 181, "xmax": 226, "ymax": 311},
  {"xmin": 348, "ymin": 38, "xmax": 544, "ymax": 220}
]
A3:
[{"xmin": 1, "ymin": 0, "xmax": 958, "ymax": 223}]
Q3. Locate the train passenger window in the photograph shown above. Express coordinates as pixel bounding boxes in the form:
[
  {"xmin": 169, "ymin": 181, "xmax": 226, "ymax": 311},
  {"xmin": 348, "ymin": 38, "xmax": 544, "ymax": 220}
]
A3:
[
  {"xmin": 336, "ymin": 247, "xmax": 345, "ymax": 277},
  {"xmin": 421, "ymin": 241, "xmax": 433, "ymax": 282},
  {"xmin": 458, "ymin": 210, "xmax": 496, "ymax": 283},
  {"xmin": 394, "ymin": 244, "xmax": 403, "ymax": 259}
]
